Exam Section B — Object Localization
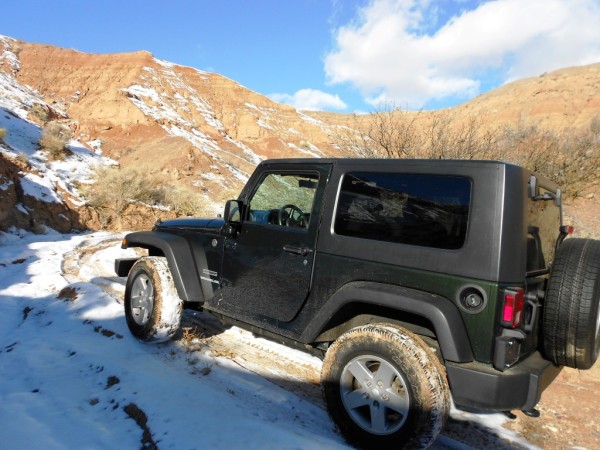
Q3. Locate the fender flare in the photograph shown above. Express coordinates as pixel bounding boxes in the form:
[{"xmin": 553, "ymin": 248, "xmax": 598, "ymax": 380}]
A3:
[
  {"xmin": 301, "ymin": 281, "xmax": 474, "ymax": 363},
  {"xmin": 122, "ymin": 231, "xmax": 203, "ymax": 302}
]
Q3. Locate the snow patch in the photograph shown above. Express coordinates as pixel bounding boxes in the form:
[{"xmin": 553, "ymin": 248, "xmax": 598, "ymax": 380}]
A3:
[
  {"xmin": 287, "ymin": 142, "xmax": 324, "ymax": 158},
  {"xmin": 0, "ymin": 179, "xmax": 14, "ymax": 191},
  {"xmin": 0, "ymin": 35, "xmax": 21, "ymax": 74},
  {"xmin": 15, "ymin": 203, "xmax": 28, "ymax": 215},
  {"xmin": 86, "ymin": 139, "xmax": 103, "ymax": 155},
  {"xmin": 19, "ymin": 172, "xmax": 61, "ymax": 203},
  {"xmin": 298, "ymin": 112, "xmax": 324, "ymax": 126}
]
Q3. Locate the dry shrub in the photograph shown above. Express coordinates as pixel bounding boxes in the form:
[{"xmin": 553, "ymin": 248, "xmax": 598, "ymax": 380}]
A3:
[
  {"xmin": 163, "ymin": 185, "xmax": 210, "ymax": 217},
  {"xmin": 83, "ymin": 166, "xmax": 164, "ymax": 229},
  {"xmin": 15, "ymin": 152, "xmax": 30, "ymax": 168},
  {"xmin": 336, "ymin": 104, "xmax": 600, "ymax": 198},
  {"xmin": 0, "ymin": 128, "xmax": 6, "ymax": 142},
  {"xmin": 499, "ymin": 122, "xmax": 600, "ymax": 197},
  {"xmin": 337, "ymin": 104, "xmax": 497, "ymax": 160},
  {"xmin": 29, "ymin": 103, "xmax": 50, "ymax": 124},
  {"xmin": 39, "ymin": 121, "xmax": 70, "ymax": 160},
  {"xmin": 83, "ymin": 165, "xmax": 212, "ymax": 229}
]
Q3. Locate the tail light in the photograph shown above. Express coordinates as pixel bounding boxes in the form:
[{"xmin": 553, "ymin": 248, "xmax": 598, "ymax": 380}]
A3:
[
  {"xmin": 560, "ymin": 225, "xmax": 574, "ymax": 235},
  {"xmin": 502, "ymin": 288, "xmax": 525, "ymax": 329},
  {"xmin": 556, "ymin": 225, "xmax": 574, "ymax": 252}
]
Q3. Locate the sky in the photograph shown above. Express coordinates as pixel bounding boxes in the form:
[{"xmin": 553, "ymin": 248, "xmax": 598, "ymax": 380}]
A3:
[{"xmin": 2, "ymin": 0, "xmax": 600, "ymax": 112}]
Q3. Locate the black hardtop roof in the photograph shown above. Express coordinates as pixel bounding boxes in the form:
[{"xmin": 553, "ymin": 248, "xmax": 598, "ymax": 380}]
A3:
[
  {"xmin": 257, "ymin": 158, "xmax": 559, "ymax": 190},
  {"xmin": 259, "ymin": 157, "xmax": 514, "ymax": 169}
]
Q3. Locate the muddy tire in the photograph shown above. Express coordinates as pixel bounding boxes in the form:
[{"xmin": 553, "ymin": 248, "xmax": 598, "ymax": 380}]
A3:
[
  {"xmin": 124, "ymin": 256, "xmax": 183, "ymax": 343},
  {"xmin": 543, "ymin": 238, "xmax": 600, "ymax": 369},
  {"xmin": 321, "ymin": 324, "xmax": 450, "ymax": 449}
]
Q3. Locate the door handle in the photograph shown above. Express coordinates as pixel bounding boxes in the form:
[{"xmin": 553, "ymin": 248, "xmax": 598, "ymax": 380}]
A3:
[{"xmin": 283, "ymin": 245, "xmax": 313, "ymax": 256}]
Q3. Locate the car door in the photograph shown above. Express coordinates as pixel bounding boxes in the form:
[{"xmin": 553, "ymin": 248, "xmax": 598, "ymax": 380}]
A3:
[{"xmin": 212, "ymin": 164, "xmax": 330, "ymax": 324}]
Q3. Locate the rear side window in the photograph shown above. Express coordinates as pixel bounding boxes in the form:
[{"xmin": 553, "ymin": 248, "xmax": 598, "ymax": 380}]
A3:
[{"xmin": 334, "ymin": 172, "xmax": 471, "ymax": 250}]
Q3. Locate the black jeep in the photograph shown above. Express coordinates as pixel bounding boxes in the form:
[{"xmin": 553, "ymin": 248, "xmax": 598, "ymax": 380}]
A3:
[{"xmin": 116, "ymin": 158, "xmax": 600, "ymax": 449}]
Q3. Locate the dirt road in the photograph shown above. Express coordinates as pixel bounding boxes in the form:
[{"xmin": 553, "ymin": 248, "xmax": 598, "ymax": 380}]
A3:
[{"xmin": 64, "ymin": 235, "xmax": 599, "ymax": 449}]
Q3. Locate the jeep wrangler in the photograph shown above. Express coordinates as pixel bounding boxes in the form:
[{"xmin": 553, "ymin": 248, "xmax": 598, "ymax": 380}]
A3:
[{"xmin": 116, "ymin": 158, "xmax": 600, "ymax": 449}]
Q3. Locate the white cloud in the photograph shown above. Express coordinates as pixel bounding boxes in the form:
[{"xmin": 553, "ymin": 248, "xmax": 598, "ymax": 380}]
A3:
[
  {"xmin": 325, "ymin": 0, "xmax": 600, "ymax": 108},
  {"xmin": 270, "ymin": 88, "xmax": 347, "ymax": 111}
]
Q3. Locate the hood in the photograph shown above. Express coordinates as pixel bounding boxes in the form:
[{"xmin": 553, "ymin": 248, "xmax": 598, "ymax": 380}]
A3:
[{"xmin": 154, "ymin": 217, "xmax": 225, "ymax": 233}]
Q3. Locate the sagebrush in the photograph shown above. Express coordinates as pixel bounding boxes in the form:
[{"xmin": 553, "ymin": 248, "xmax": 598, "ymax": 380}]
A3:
[
  {"xmin": 39, "ymin": 121, "xmax": 71, "ymax": 160},
  {"xmin": 83, "ymin": 166, "xmax": 211, "ymax": 230}
]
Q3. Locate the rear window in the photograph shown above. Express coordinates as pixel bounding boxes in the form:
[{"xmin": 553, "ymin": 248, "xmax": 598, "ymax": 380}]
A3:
[{"xmin": 334, "ymin": 172, "xmax": 471, "ymax": 250}]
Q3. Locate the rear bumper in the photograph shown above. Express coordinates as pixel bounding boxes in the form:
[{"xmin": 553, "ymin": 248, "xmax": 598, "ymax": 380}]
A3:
[{"xmin": 446, "ymin": 351, "xmax": 562, "ymax": 411}]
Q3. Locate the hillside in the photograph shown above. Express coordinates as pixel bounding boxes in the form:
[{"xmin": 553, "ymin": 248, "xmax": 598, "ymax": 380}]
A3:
[
  {"xmin": 312, "ymin": 62, "xmax": 600, "ymax": 132},
  {"xmin": 454, "ymin": 63, "xmax": 600, "ymax": 130},
  {"xmin": 6, "ymin": 38, "xmax": 345, "ymax": 191},
  {"xmin": 1, "ymin": 35, "xmax": 599, "ymax": 232}
]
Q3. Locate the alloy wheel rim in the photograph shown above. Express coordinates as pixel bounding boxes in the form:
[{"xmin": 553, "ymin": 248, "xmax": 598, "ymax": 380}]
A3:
[
  {"xmin": 130, "ymin": 273, "xmax": 154, "ymax": 326},
  {"xmin": 339, "ymin": 354, "xmax": 410, "ymax": 435}
]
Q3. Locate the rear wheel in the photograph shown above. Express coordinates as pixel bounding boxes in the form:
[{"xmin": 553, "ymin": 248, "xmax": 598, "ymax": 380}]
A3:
[
  {"xmin": 321, "ymin": 324, "xmax": 449, "ymax": 449},
  {"xmin": 543, "ymin": 238, "xmax": 600, "ymax": 369},
  {"xmin": 124, "ymin": 256, "xmax": 183, "ymax": 343}
]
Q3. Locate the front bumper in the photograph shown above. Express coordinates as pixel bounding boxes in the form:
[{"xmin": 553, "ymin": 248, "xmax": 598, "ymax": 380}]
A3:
[{"xmin": 446, "ymin": 351, "xmax": 562, "ymax": 411}]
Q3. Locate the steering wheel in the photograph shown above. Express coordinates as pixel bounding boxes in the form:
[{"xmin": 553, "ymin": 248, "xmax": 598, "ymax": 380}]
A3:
[{"xmin": 278, "ymin": 204, "xmax": 306, "ymax": 228}]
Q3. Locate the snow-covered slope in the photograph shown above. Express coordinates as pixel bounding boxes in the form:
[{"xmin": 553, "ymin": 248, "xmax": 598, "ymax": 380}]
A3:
[
  {"xmin": 5, "ymin": 36, "xmax": 347, "ymax": 201},
  {"xmin": 0, "ymin": 35, "xmax": 117, "ymax": 232}
]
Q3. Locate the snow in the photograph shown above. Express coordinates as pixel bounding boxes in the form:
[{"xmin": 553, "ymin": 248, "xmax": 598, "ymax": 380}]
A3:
[
  {"xmin": 15, "ymin": 203, "xmax": 28, "ymax": 215},
  {"xmin": 287, "ymin": 142, "xmax": 324, "ymax": 158},
  {"xmin": 0, "ymin": 39, "xmax": 20, "ymax": 74},
  {"xmin": 153, "ymin": 57, "xmax": 208, "ymax": 76},
  {"xmin": 298, "ymin": 111, "xmax": 324, "ymax": 126},
  {"xmin": 19, "ymin": 172, "xmax": 62, "ymax": 203},
  {"xmin": 0, "ymin": 231, "xmax": 347, "ymax": 449},
  {"xmin": 0, "ymin": 101, "xmax": 42, "ymax": 151},
  {"xmin": 0, "ymin": 229, "xmax": 539, "ymax": 449},
  {"xmin": 0, "ymin": 179, "xmax": 13, "ymax": 191},
  {"xmin": 86, "ymin": 139, "xmax": 103, "ymax": 155}
]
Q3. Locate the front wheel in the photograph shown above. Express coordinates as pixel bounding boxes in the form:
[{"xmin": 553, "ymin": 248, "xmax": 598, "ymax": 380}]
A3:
[
  {"xmin": 124, "ymin": 256, "xmax": 183, "ymax": 343},
  {"xmin": 321, "ymin": 324, "xmax": 449, "ymax": 449}
]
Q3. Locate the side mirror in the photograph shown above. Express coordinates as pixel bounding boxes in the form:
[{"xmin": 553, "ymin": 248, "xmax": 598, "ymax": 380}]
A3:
[
  {"xmin": 223, "ymin": 200, "xmax": 243, "ymax": 236},
  {"xmin": 528, "ymin": 175, "xmax": 538, "ymax": 199},
  {"xmin": 224, "ymin": 199, "xmax": 242, "ymax": 224}
]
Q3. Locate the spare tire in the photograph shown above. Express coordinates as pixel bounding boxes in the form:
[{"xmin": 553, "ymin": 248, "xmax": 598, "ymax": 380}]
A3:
[{"xmin": 543, "ymin": 238, "xmax": 600, "ymax": 369}]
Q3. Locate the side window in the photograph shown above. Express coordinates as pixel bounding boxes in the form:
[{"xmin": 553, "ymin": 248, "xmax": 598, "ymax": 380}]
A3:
[
  {"xmin": 248, "ymin": 173, "xmax": 319, "ymax": 229},
  {"xmin": 335, "ymin": 172, "xmax": 471, "ymax": 250}
]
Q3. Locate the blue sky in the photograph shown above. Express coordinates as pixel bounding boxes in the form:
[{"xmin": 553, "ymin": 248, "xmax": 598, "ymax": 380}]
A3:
[{"xmin": 2, "ymin": 0, "xmax": 600, "ymax": 112}]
